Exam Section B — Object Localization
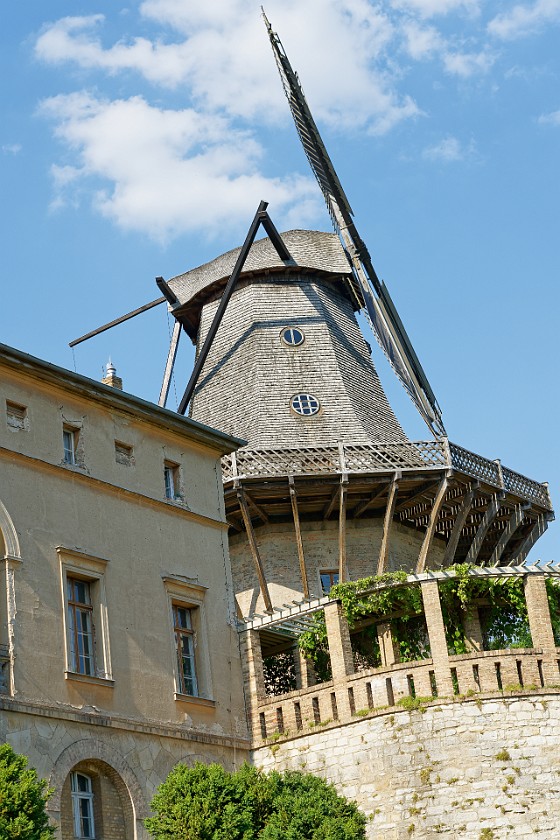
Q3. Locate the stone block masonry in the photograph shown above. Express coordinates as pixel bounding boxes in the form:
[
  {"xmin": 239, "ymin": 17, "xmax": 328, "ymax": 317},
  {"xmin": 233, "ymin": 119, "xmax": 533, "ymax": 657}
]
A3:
[{"xmin": 253, "ymin": 695, "xmax": 560, "ymax": 839}]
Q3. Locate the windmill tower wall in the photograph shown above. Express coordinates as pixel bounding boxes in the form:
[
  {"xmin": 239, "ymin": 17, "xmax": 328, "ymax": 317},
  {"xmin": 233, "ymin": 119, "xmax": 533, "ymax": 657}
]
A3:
[{"xmin": 193, "ymin": 277, "xmax": 406, "ymax": 447}]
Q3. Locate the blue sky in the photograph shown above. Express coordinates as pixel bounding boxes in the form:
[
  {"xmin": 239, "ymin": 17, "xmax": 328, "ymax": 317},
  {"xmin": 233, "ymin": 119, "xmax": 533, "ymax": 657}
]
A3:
[{"xmin": 1, "ymin": 0, "xmax": 559, "ymax": 560}]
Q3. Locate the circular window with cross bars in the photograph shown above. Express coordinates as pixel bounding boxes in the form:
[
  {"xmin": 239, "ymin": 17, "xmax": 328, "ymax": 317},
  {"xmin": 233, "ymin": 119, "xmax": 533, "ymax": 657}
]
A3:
[
  {"xmin": 280, "ymin": 327, "xmax": 305, "ymax": 346},
  {"xmin": 291, "ymin": 393, "xmax": 320, "ymax": 416}
]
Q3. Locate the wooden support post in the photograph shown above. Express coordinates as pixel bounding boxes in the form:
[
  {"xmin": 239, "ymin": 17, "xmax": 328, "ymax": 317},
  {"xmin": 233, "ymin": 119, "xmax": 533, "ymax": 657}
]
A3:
[
  {"xmin": 353, "ymin": 480, "xmax": 390, "ymax": 519},
  {"xmin": 489, "ymin": 505, "xmax": 527, "ymax": 566},
  {"xmin": 289, "ymin": 476, "xmax": 309, "ymax": 599},
  {"xmin": 377, "ymin": 472, "xmax": 400, "ymax": 575},
  {"xmin": 465, "ymin": 494, "xmax": 502, "ymax": 564},
  {"xmin": 443, "ymin": 485, "xmax": 477, "ymax": 567},
  {"xmin": 338, "ymin": 478, "xmax": 348, "ymax": 582},
  {"xmin": 158, "ymin": 318, "xmax": 182, "ymax": 408},
  {"xmin": 237, "ymin": 487, "xmax": 273, "ymax": 613},
  {"xmin": 324, "ymin": 601, "xmax": 354, "ymax": 682},
  {"xmin": 421, "ymin": 580, "xmax": 454, "ymax": 696},
  {"xmin": 415, "ymin": 475, "xmax": 450, "ymax": 573},
  {"xmin": 508, "ymin": 515, "xmax": 548, "ymax": 565}
]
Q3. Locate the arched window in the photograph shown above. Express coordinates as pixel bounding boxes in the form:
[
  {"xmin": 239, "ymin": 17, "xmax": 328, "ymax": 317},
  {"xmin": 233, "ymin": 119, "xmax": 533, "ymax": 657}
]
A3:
[
  {"xmin": 71, "ymin": 772, "xmax": 95, "ymax": 839},
  {"xmin": 280, "ymin": 327, "xmax": 305, "ymax": 346},
  {"xmin": 291, "ymin": 393, "xmax": 320, "ymax": 416}
]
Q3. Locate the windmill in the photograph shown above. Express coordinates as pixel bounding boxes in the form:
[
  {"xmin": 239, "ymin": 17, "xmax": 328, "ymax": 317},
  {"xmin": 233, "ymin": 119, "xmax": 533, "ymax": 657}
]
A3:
[
  {"xmin": 70, "ymin": 14, "xmax": 552, "ymax": 617},
  {"xmin": 71, "ymin": 14, "xmax": 442, "ymax": 438}
]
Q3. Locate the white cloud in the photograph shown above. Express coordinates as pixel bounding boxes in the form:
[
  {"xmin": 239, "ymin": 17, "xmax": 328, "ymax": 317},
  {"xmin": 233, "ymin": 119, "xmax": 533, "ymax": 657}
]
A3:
[
  {"xmin": 39, "ymin": 91, "xmax": 320, "ymax": 241},
  {"xmin": 34, "ymin": 3, "xmax": 419, "ymax": 132},
  {"xmin": 488, "ymin": 0, "xmax": 560, "ymax": 41},
  {"xmin": 401, "ymin": 21, "xmax": 443, "ymax": 59},
  {"xmin": 1, "ymin": 144, "xmax": 22, "ymax": 155},
  {"xmin": 422, "ymin": 134, "xmax": 476, "ymax": 161},
  {"xmin": 538, "ymin": 109, "xmax": 560, "ymax": 125},
  {"xmin": 390, "ymin": 0, "xmax": 480, "ymax": 18},
  {"xmin": 443, "ymin": 48, "xmax": 495, "ymax": 76}
]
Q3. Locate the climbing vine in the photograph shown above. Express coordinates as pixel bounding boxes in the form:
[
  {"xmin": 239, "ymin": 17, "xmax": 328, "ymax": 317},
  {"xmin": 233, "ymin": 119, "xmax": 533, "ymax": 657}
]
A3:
[
  {"xmin": 438, "ymin": 565, "xmax": 532, "ymax": 654},
  {"xmin": 298, "ymin": 571, "xmax": 428, "ymax": 672},
  {"xmin": 297, "ymin": 567, "xmax": 560, "ymax": 670}
]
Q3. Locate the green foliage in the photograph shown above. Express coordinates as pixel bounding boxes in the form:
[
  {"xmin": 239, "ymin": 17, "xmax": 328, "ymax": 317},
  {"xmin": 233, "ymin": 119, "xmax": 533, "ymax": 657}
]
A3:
[
  {"xmin": 545, "ymin": 578, "xmax": 560, "ymax": 644},
  {"xmin": 298, "ymin": 567, "xmax": 557, "ymax": 668},
  {"xmin": 0, "ymin": 743, "xmax": 54, "ymax": 840},
  {"xmin": 145, "ymin": 762, "xmax": 366, "ymax": 840},
  {"xmin": 297, "ymin": 612, "xmax": 332, "ymax": 683},
  {"xmin": 263, "ymin": 650, "xmax": 297, "ymax": 697},
  {"xmin": 298, "ymin": 572, "xmax": 425, "ymax": 668},
  {"xmin": 438, "ymin": 566, "xmax": 532, "ymax": 653}
]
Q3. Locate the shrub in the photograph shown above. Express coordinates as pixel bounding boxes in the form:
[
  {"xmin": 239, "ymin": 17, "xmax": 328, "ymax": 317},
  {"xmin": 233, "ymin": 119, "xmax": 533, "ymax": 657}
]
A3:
[
  {"xmin": 0, "ymin": 743, "xmax": 54, "ymax": 839},
  {"xmin": 145, "ymin": 762, "xmax": 366, "ymax": 839}
]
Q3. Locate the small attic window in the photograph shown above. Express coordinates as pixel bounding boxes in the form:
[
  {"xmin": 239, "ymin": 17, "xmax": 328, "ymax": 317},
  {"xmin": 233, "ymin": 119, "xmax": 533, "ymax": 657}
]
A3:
[
  {"xmin": 6, "ymin": 401, "xmax": 27, "ymax": 431},
  {"xmin": 115, "ymin": 441, "xmax": 134, "ymax": 466},
  {"xmin": 291, "ymin": 393, "xmax": 320, "ymax": 416},
  {"xmin": 280, "ymin": 327, "xmax": 305, "ymax": 347}
]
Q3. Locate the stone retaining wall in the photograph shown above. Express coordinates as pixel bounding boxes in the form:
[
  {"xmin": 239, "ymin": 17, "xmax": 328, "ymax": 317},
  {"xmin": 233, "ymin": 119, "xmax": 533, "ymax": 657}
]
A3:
[{"xmin": 253, "ymin": 694, "xmax": 560, "ymax": 839}]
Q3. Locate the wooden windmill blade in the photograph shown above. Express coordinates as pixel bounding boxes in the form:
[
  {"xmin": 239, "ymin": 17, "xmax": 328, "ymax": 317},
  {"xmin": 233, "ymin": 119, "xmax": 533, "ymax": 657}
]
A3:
[{"xmin": 263, "ymin": 12, "xmax": 445, "ymax": 437}]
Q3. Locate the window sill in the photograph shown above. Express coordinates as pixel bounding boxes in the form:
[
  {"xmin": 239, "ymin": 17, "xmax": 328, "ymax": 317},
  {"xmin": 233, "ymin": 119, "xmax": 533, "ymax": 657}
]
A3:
[
  {"xmin": 165, "ymin": 497, "xmax": 190, "ymax": 508},
  {"xmin": 61, "ymin": 462, "xmax": 87, "ymax": 473},
  {"xmin": 65, "ymin": 671, "xmax": 114, "ymax": 688},
  {"xmin": 174, "ymin": 692, "xmax": 215, "ymax": 708}
]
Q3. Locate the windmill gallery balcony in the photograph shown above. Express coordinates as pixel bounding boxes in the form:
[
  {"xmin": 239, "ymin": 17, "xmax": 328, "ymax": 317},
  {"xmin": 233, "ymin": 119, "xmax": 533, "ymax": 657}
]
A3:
[{"xmin": 222, "ymin": 439, "xmax": 553, "ymax": 592}]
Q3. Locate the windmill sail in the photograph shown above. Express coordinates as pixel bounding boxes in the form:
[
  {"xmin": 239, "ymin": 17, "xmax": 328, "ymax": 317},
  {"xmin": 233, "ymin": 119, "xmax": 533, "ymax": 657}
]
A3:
[{"xmin": 264, "ymin": 12, "xmax": 445, "ymax": 437}]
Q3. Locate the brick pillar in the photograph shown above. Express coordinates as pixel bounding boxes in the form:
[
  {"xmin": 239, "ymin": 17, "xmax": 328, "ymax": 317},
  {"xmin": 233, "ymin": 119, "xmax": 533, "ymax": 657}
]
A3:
[
  {"xmin": 324, "ymin": 601, "xmax": 354, "ymax": 682},
  {"xmin": 377, "ymin": 621, "xmax": 400, "ymax": 666},
  {"xmin": 463, "ymin": 605, "xmax": 483, "ymax": 652},
  {"xmin": 421, "ymin": 580, "xmax": 454, "ymax": 696},
  {"xmin": 239, "ymin": 629, "xmax": 266, "ymax": 738},
  {"xmin": 293, "ymin": 646, "xmax": 316, "ymax": 689},
  {"xmin": 524, "ymin": 574, "xmax": 557, "ymax": 685}
]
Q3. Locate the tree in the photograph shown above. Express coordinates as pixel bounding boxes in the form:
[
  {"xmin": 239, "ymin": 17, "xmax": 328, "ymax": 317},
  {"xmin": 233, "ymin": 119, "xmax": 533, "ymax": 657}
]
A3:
[
  {"xmin": 145, "ymin": 762, "xmax": 366, "ymax": 840},
  {"xmin": 0, "ymin": 743, "xmax": 54, "ymax": 839}
]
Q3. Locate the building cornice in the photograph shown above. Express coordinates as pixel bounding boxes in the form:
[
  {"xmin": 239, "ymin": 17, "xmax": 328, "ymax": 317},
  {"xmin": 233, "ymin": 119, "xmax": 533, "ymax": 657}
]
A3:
[{"xmin": 0, "ymin": 342, "xmax": 245, "ymax": 456}]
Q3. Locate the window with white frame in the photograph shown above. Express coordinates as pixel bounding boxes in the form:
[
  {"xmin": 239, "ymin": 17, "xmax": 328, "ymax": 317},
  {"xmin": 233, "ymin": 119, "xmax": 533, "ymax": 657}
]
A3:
[
  {"xmin": 71, "ymin": 772, "xmax": 95, "ymax": 839},
  {"xmin": 67, "ymin": 578, "xmax": 96, "ymax": 676},
  {"xmin": 164, "ymin": 460, "xmax": 180, "ymax": 500},
  {"xmin": 63, "ymin": 425, "xmax": 79, "ymax": 465},
  {"xmin": 58, "ymin": 549, "xmax": 112, "ymax": 683},
  {"xmin": 163, "ymin": 576, "xmax": 212, "ymax": 702},
  {"xmin": 291, "ymin": 393, "xmax": 320, "ymax": 416},
  {"xmin": 173, "ymin": 604, "xmax": 198, "ymax": 696}
]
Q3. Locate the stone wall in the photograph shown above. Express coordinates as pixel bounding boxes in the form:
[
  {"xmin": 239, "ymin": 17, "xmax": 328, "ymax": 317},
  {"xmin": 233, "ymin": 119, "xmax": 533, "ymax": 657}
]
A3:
[
  {"xmin": 253, "ymin": 694, "xmax": 560, "ymax": 839},
  {"xmin": 1, "ymin": 705, "xmax": 249, "ymax": 840}
]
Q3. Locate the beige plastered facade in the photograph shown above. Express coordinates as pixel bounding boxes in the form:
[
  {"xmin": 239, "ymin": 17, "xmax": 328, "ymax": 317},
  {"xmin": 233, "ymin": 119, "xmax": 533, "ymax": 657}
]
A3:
[{"xmin": 0, "ymin": 343, "xmax": 249, "ymax": 839}]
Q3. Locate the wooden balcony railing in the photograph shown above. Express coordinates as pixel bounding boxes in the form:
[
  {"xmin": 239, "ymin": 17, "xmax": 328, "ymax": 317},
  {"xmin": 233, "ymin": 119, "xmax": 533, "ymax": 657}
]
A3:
[{"xmin": 222, "ymin": 440, "xmax": 552, "ymax": 510}]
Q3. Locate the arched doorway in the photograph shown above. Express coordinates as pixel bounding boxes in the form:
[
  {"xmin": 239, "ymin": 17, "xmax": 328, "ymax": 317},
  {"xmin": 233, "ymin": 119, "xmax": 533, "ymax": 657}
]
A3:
[
  {"xmin": 60, "ymin": 759, "xmax": 135, "ymax": 840},
  {"xmin": 49, "ymin": 740, "xmax": 149, "ymax": 840}
]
